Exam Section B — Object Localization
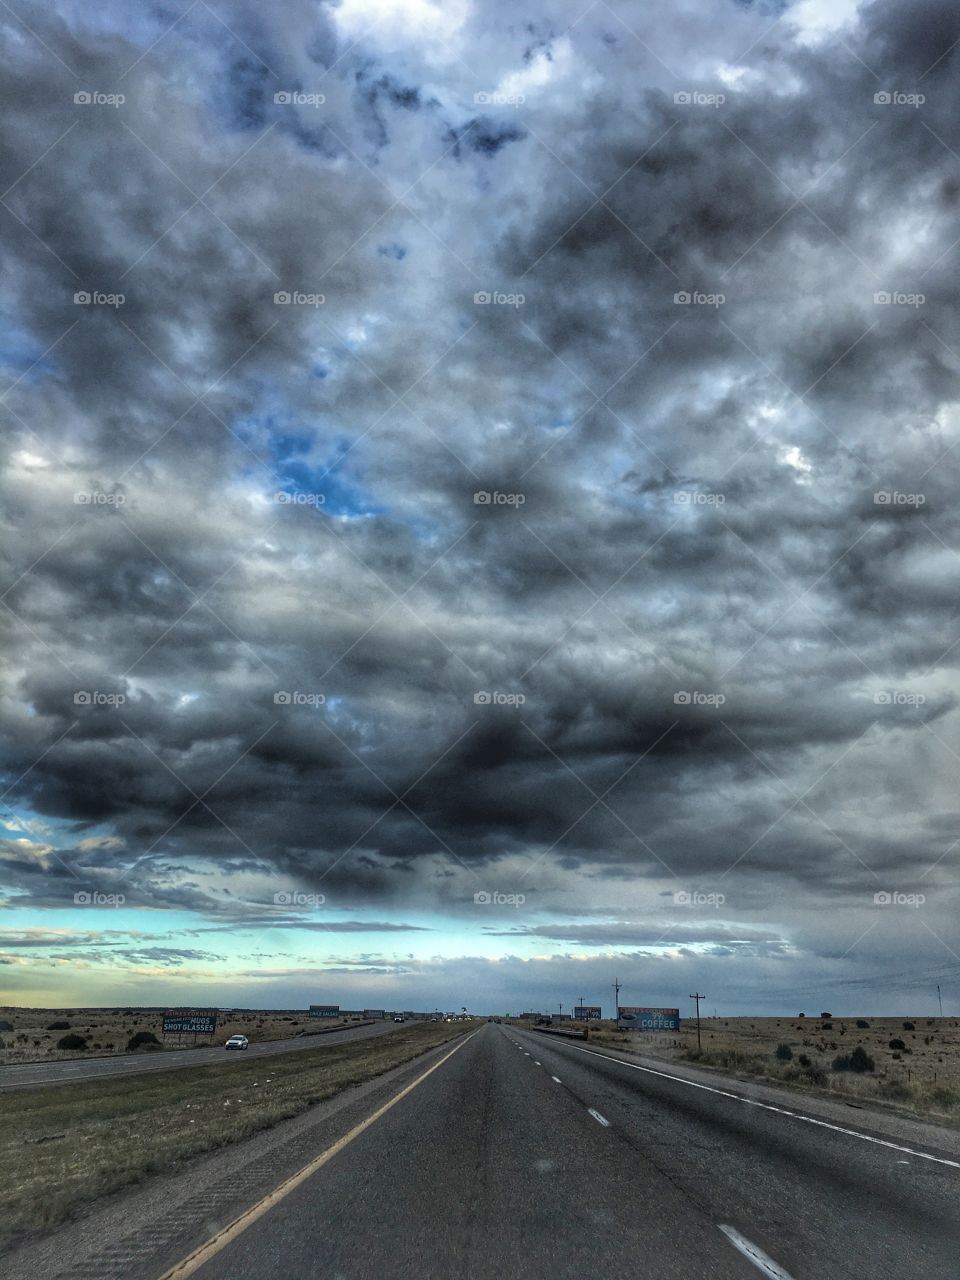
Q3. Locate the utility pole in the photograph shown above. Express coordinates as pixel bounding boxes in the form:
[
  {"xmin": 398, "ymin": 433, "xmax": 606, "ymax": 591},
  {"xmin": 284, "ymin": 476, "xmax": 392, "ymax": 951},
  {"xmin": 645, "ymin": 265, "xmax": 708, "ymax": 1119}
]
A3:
[
  {"xmin": 558, "ymin": 1002, "xmax": 562, "ymax": 1022},
  {"xmin": 613, "ymin": 977, "xmax": 622, "ymax": 1030},
  {"xmin": 689, "ymin": 992, "xmax": 705, "ymax": 1050},
  {"xmin": 938, "ymin": 984, "xmax": 943, "ymax": 1017},
  {"xmin": 579, "ymin": 996, "xmax": 584, "ymax": 1019}
]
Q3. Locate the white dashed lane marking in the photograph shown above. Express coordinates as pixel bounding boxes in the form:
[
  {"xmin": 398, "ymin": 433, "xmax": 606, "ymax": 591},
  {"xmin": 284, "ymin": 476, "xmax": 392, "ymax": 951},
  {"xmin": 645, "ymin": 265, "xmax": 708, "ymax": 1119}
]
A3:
[{"xmin": 718, "ymin": 1226, "xmax": 796, "ymax": 1280}]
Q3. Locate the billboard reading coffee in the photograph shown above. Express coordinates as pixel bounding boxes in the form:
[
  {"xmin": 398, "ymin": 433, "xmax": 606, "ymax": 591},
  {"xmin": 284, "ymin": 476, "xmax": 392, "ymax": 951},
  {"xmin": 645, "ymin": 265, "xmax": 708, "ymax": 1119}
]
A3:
[{"xmin": 618, "ymin": 1007, "xmax": 680, "ymax": 1031}]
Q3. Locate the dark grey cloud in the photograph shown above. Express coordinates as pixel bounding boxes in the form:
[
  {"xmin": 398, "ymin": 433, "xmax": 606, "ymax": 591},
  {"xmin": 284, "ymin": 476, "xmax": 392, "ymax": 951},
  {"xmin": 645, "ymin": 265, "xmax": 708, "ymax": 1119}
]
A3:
[{"xmin": 2, "ymin": 0, "xmax": 960, "ymax": 1010}]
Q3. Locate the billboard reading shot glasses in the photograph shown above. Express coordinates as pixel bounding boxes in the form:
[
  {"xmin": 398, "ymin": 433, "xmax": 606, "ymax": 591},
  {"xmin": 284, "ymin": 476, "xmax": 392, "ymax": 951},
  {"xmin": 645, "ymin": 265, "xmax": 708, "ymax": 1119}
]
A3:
[
  {"xmin": 162, "ymin": 1009, "xmax": 218, "ymax": 1035},
  {"xmin": 619, "ymin": 1007, "xmax": 680, "ymax": 1031},
  {"xmin": 309, "ymin": 1005, "xmax": 340, "ymax": 1018}
]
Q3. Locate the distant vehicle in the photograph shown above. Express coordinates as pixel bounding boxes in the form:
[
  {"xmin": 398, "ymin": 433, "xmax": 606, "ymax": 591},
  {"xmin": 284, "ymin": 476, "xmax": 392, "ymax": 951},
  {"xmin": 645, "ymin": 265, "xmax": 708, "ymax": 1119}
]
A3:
[
  {"xmin": 394, "ymin": 1015, "xmax": 404, "ymax": 1022},
  {"xmin": 494, "ymin": 1018, "xmax": 501, "ymax": 1024},
  {"xmin": 224, "ymin": 1034, "xmax": 248, "ymax": 1050}
]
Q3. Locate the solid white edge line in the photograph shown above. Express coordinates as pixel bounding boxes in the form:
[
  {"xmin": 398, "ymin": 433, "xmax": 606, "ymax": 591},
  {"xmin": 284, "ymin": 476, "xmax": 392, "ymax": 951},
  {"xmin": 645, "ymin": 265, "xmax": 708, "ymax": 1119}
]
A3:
[
  {"xmin": 557, "ymin": 1041, "xmax": 960, "ymax": 1169},
  {"xmin": 551, "ymin": 1076, "xmax": 561, "ymax": 1083},
  {"xmin": 718, "ymin": 1225, "xmax": 796, "ymax": 1280},
  {"xmin": 534, "ymin": 1061, "xmax": 541, "ymax": 1066},
  {"xmin": 588, "ymin": 1108, "xmax": 610, "ymax": 1127}
]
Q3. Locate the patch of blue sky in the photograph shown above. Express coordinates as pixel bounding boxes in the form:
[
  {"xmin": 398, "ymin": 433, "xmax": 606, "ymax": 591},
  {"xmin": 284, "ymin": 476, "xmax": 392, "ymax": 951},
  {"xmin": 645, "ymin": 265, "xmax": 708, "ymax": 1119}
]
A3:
[
  {"xmin": 0, "ymin": 317, "xmax": 60, "ymax": 385},
  {"xmin": 267, "ymin": 425, "xmax": 386, "ymax": 518}
]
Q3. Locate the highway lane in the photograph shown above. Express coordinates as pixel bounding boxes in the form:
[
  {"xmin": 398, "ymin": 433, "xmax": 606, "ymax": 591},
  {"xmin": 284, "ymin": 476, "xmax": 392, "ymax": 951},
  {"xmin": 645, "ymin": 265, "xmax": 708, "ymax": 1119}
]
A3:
[
  {"xmin": 0, "ymin": 1020, "xmax": 401, "ymax": 1091},
  {"xmin": 160, "ymin": 1023, "xmax": 785, "ymax": 1280},
  {"xmin": 11, "ymin": 1020, "xmax": 954, "ymax": 1279},
  {"xmin": 508, "ymin": 1025, "xmax": 960, "ymax": 1278}
]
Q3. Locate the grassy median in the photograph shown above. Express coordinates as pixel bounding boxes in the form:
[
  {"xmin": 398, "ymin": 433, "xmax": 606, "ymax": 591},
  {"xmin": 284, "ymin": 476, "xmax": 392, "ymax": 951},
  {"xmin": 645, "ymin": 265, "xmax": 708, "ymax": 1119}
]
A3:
[{"xmin": 1, "ymin": 1019, "xmax": 474, "ymax": 1245}]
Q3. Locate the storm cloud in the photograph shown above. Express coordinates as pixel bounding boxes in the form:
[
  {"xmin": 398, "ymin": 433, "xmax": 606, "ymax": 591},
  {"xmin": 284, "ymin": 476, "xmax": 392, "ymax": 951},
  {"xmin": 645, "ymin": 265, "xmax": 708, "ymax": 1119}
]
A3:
[{"xmin": 1, "ymin": 0, "xmax": 959, "ymax": 1012}]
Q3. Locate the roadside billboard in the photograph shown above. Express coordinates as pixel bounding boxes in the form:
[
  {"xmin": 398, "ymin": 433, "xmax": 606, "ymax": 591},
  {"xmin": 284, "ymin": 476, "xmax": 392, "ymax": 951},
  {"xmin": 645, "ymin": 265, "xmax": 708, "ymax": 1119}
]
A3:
[
  {"xmin": 619, "ymin": 1006, "xmax": 680, "ymax": 1031},
  {"xmin": 162, "ymin": 1009, "xmax": 218, "ymax": 1035},
  {"xmin": 575, "ymin": 1006, "xmax": 602, "ymax": 1020},
  {"xmin": 363, "ymin": 1008, "xmax": 385, "ymax": 1019},
  {"xmin": 308, "ymin": 1004, "xmax": 340, "ymax": 1018}
]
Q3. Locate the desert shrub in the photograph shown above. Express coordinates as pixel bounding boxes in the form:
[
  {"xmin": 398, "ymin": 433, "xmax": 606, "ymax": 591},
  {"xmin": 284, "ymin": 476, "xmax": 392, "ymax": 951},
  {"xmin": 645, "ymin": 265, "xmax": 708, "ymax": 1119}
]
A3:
[
  {"xmin": 928, "ymin": 1087, "xmax": 959, "ymax": 1111},
  {"xmin": 889, "ymin": 1038, "xmax": 906, "ymax": 1051},
  {"xmin": 833, "ymin": 1047, "xmax": 874, "ymax": 1073},
  {"xmin": 56, "ymin": 1034, "xmax": 87, "ymax": 1050},
  {"xmin": 785, "ymin": 1061, "xmax": 826, "ymax": 1086},
  {"xmin": 0, "ymin": 1020, "xmax": 13, "ymax": 1032},
  {"xmin": 775, "ymin": 1043, "xmax": 793, "ymax": 1061},
  {"xmin": 820, "ymin": 1012, "xmax": 832, "ymax": 1019},
  {"xmin": 821, "ymin": 1022, "xmax": 834, "ymax": 1030},
  {"xmin": 46, "ymin": 1021, "xmax": 70, "ymax": 1031},
  {"xmin": 126, "ymin": 1031, "xmax": 161, "ymax": 1051},
  {"xmin": 856, "ymin": 1020, "xmax": 870, "ymax": 1029},
  {"xmin": 903, "ymin": 1022, "xmax": 915, "ymax": 1031},
  {"xmin": 878, "ymin": 1079, "xmax": 913, "ymax": 1101},
  {"xmin": 798, "ymin": 1054, "xmax": 811, "ymax": 1067},
  {"xmin": 892, "ymin": 1052, "xmax": 902, "ymax": 1060}
]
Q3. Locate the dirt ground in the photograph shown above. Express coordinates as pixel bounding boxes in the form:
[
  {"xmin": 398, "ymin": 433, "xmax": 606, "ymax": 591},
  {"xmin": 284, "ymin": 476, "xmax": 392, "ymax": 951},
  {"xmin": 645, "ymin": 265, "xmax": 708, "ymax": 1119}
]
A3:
[
  {"xmin": 0, "ymin": 1007, "xmax": 364, "ymax": 1064},
  {"xmin": 574, "ymin": 1014, "xmax": 960, "ymax": 1121}
]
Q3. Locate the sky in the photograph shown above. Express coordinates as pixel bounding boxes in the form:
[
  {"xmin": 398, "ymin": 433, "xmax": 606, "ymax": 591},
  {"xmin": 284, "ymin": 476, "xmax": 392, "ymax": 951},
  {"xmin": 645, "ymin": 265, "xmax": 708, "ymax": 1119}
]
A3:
[{"xmin": 1, "ymin": 0, "xmax": 959, "ymax": 1018}]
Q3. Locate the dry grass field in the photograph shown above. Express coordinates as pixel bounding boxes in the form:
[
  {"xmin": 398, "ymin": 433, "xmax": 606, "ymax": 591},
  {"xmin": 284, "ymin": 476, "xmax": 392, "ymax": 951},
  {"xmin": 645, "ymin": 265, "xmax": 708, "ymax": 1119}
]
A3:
[
  {"xmin": 575, "ymin": 1015, "xmax": 960, "ymax": 1122},
  {"xmin": 0, "ymin": 1007, "xmax": 362, "ymax": 1065},
  {"xmin": 0, "ymin": 1018, "xmax": 473, "ymax": 1246}
]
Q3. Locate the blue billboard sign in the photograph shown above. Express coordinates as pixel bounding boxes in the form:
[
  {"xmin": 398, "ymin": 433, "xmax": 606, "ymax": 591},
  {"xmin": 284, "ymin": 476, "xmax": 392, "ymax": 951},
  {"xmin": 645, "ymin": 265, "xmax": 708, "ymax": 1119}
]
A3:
[{"xmin": 619, "ymin": 1006, "xmax": 680, "ymax": 1031}]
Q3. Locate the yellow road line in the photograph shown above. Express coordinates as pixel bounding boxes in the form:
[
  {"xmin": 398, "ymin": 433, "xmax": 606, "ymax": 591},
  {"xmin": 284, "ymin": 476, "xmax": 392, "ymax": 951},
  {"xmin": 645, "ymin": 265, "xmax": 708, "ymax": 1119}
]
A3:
[{"xmin": 157, "ymin": 1029, "xmax": 478, "ymax": 1280}]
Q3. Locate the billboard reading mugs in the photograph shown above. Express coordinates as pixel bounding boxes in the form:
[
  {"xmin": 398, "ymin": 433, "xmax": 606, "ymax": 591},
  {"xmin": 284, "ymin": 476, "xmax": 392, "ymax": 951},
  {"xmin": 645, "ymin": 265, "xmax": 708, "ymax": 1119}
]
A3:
[
  {"xmin": 162, "ymin": 1009, "xmax": 218, "ymax": 1035},
  {"xmin": 309, "ymin": 1004, "xmax": 340, "ymax": 1018},
  {"xmin": 619, "ymin": 1006, "xmax": 680, "ymax": 1032},
  {"xmin": 576, "ymin": 1006, "xmax": 602, "ymax": 1020}
]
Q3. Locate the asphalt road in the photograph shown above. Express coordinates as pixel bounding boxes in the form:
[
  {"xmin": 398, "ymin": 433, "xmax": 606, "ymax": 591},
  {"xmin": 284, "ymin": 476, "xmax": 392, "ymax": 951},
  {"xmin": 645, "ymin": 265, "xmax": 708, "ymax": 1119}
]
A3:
[
  {"xmin": 156, "ymin": 1022, "xmax": 960, "ymax": 1280},
  {"xmin": 0, "ymin": 1020, "xmax": 400, "ymax": 1090}
]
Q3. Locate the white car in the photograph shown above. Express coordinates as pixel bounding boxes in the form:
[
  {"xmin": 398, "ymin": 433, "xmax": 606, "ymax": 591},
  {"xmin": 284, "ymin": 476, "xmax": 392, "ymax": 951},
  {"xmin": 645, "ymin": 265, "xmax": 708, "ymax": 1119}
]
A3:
[
  {"xmin": 224, "ymin": 1034, "xmax": 249, "ymax": 1050},
  {"xmin": 394, "ymin": 1015, "xmax": 404, "ymax": 1022}
]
